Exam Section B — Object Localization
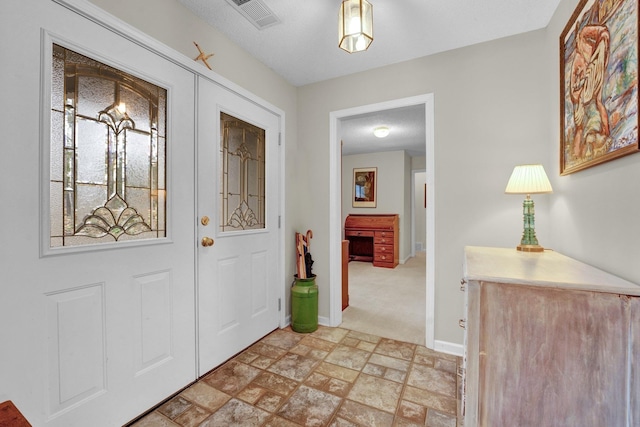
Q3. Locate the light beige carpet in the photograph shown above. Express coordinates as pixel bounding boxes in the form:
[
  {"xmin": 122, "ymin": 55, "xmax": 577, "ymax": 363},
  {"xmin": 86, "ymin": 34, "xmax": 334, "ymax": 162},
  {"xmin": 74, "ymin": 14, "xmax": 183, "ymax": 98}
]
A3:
[{"xmin": 340, "ymin": 251, "xmax": 426, "ymax": 346}]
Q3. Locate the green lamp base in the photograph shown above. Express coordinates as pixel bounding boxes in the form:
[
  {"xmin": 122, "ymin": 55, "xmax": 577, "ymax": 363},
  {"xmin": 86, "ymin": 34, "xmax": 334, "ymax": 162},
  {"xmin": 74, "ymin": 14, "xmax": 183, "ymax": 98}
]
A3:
[{"xmin": 516, "ymin": 196, "xmax": 545, "ymax": 253}]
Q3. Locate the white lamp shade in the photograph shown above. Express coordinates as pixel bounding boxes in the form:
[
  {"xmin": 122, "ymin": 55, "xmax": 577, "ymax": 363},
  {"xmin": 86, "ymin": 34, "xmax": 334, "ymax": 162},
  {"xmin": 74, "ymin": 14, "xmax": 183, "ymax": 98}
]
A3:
[
  {"xmin": 339, "ymin": 0, "xmax": 373, "ymax": 53},
  {"xmin": 505, "ymin": 164, "xmax": 553, "ymax": 194}
]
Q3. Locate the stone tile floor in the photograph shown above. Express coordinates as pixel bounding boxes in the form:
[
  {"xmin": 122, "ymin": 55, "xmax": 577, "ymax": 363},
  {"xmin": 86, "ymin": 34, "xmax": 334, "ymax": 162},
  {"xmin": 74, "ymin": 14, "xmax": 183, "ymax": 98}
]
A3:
[{"xmin": 130, "ymin": 326, "xmax": 462, "ymax": 427}]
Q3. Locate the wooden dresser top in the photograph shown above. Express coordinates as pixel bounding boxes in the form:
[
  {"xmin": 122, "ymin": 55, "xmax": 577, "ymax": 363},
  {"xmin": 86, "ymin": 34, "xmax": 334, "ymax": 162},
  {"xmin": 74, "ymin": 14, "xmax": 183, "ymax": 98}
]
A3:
[{"xmin": 463, "ymin": 246, "xmax": 640, "ymax": 296}]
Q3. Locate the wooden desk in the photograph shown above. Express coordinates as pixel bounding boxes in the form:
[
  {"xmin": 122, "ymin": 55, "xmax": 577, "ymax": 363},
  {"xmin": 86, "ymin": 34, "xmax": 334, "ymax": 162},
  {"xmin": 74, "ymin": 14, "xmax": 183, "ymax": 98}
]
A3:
[{"xmin": 344, "ymin": 214, "xmax": 398, "ymax": 268}]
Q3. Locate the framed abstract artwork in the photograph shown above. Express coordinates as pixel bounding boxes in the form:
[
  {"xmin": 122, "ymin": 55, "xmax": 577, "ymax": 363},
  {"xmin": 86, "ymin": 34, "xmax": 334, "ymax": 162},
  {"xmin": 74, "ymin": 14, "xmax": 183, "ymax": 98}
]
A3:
[
  {"xmin": 560, "ymin": 0, "xmax": 639, "ymax": 175},
  {"xmin": 353, "ymin": 167, "xmax": 377, "ymax": 207}
]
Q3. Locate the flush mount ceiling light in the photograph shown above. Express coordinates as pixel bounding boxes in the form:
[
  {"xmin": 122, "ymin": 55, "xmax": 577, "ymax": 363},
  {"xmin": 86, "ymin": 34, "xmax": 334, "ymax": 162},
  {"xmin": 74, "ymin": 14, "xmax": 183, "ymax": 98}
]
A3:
[
  {"xmin": 373, "ymin": 126, "xmax": 389, "ymax": 138},
  {"xmin": 339, "ymin": 0, "xmax": 373, "ymax": 53}
]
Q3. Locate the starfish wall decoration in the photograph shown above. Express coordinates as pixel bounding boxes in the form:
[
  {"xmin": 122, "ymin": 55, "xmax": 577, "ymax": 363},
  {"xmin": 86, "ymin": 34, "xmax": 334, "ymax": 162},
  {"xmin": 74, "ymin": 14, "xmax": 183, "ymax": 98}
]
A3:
[{"xmin": 193, "ymin": 41, "xmax": 214, "ymax": 70}]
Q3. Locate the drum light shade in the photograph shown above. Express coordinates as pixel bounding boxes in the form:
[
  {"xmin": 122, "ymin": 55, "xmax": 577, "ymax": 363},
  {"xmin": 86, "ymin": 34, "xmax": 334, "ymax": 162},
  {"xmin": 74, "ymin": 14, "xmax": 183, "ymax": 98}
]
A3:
[
  {"xmin": 505, "ymin": 164, "xmax": 553, "ymax": 195},
  {"xmin": 339, "ymin": 0, "xmax": 373, "ymax": 53}
]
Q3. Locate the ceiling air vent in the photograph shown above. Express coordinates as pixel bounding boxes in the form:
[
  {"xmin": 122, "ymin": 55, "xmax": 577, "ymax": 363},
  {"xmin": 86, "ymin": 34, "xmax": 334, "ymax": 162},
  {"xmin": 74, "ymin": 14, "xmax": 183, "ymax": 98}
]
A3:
[{"xmin": 226, "ymin": 0, "xmax": 281, "ymax": 30}]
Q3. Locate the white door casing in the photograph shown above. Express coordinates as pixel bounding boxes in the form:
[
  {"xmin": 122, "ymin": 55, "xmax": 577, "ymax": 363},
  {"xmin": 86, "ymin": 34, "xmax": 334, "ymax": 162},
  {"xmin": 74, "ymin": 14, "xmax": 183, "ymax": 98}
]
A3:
[
  {"xmin": 1, "ymin": 0, "xmax": 196, "ymax": 425},
  {"xmin": 196, "ymin": 77, "xmax": 282, "ymax": 375},
  {"xmin": 328, "ymin": 94, "xmax": 436, "ymax": 348}
]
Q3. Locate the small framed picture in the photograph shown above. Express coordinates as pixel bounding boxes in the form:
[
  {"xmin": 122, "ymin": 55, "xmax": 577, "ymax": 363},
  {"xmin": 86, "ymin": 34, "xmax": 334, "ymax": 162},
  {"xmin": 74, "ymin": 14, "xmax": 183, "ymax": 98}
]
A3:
[{"xmin": 352, "ymin": 167, "xmax": 377, "ymax": 208}]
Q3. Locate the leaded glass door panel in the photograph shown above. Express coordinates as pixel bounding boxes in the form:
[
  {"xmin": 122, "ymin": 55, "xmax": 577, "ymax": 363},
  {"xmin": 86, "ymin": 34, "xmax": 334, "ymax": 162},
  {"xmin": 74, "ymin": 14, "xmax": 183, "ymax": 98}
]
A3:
[
  {"xmin": 220, "ymin": 112, "xmax": 265, "ymax": 232},
  {"xmin": 1, "ymin": 1, "xmax": 197, "ymax": 424},
  {"xmin": 197, "ymin": 78, "xmax": 281, "ymax": 375},
  {"xmin": 50, "ymin": 44, "xmax": 166, "ymax": 249}
]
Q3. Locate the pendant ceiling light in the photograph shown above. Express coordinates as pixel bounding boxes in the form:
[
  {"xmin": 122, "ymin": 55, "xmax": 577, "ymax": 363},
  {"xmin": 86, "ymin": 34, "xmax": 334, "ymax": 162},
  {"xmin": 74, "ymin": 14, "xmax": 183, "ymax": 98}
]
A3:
[{"xmin": 338, "ymin": 0, "xmax": 373, "ymax": 53}]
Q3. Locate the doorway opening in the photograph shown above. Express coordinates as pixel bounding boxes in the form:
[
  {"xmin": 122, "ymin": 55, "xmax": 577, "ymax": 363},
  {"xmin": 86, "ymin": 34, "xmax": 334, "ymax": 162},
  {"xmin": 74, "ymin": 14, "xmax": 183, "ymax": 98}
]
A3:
[
  {"xmin": 412, "ymin": 169, "xmax": 427, "ymax": 257},
  {"xmin": 328, "ymin": 94, "xmax": 435, "ymax": 349}
]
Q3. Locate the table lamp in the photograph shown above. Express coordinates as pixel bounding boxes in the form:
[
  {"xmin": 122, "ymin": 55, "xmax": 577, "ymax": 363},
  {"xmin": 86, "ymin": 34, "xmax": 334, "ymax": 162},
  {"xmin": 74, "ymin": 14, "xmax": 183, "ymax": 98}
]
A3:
[{"xmin": 504, "ymin": 164, "xmax": 553, "ymax": 252}]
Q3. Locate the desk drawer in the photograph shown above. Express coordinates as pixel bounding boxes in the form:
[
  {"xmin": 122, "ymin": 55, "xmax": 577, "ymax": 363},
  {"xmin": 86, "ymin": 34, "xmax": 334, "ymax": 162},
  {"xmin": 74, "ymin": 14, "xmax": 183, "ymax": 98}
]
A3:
[
  {"xmin": 374, "ymin": 251, "xmax": 394, "ymax": 263},
  {"xmin": 345, "ymin": 230, "xmax": 374, "ymax": 237},
  {"xmin": 374, "ymin": 230, "xmax": 393, "ymax": 239},
  {"xmin": 374, "ymin": 234, "xmax": 393, "ymax": 245},
  {"xmin": 374, "ymin": 244, "xmax": 394, "ymax": 255},
  {"xmin": 374, "ymin": 253, "xmax": 395, "ymax": 268}
]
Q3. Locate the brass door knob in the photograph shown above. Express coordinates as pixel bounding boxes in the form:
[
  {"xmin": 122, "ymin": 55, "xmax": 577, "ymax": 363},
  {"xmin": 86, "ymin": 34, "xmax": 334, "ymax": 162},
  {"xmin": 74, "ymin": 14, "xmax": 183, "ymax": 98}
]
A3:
[{"xmin": 201, "ymin": 237, "xmax": 214, "ymax": 247}]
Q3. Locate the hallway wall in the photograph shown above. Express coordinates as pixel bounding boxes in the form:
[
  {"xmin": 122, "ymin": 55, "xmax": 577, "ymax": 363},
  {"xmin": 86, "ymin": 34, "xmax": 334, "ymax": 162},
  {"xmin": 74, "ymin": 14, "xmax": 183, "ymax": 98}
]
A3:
[
  {"xmin": 545, "ymin": 0, "xmax": 640, "ymax": 286},
  {"xmin": 298, "ymin": 30, "xmax": 550, "ymax": 345}
]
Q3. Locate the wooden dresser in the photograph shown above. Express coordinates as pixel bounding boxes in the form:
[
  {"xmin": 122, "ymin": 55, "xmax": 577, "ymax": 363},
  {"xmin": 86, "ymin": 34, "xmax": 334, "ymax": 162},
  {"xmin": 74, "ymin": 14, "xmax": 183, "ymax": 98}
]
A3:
[
  {"xmin": 461, "ymin": 246, "xmax": 640, "ymax": 427},
  {"xmin": 344, "ymin": 214, "xmax": 399, "ymax": 268}
]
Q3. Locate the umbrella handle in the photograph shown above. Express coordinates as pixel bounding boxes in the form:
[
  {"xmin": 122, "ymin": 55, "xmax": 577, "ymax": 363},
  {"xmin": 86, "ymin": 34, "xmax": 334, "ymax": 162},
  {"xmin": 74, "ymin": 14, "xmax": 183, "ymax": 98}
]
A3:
[{"xmin": 306, "ymin": 229, "xmax": 313, "ymax": 249}]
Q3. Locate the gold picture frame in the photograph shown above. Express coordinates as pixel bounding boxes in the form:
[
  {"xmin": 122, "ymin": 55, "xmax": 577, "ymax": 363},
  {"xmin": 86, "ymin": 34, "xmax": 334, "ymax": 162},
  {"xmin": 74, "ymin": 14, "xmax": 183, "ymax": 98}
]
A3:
[
  {"xmin": 560, "ymin": 0, "xmax": 639, "ymax": 175},
  {"xmin": 353, "ymin": 167, "xmax": 377, "ymax": 208}
]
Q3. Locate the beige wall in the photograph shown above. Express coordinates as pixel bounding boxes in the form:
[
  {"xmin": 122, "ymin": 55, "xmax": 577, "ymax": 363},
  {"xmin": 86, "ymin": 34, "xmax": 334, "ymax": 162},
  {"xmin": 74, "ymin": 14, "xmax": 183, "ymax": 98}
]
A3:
[
  {"xmin": 299, "ymin": 30, "xmax": 550, "ymax": 345},
  {"xmin": 545, "ymin": 0, "xmax": 640, "ymax": 286}
]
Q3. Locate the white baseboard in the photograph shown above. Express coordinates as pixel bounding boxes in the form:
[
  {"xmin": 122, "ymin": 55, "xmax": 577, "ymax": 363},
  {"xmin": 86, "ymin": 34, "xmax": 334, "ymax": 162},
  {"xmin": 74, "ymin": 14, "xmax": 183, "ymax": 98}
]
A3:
[
  {"xmin": 289, "ymin": 316, "xmax": 464, "ymax": 358},
  {"xmin": 318, "ymin": 316, "xmax": 331, "ymax": 326},
  {"xmin": 434, "ymin": 340, "xmax": 464, "ymax": 357}
]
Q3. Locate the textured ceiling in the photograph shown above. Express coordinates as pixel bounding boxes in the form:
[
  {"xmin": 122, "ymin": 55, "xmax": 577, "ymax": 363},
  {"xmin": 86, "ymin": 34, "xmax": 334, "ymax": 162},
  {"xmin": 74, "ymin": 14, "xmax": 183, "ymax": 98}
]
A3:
[
  {"xmin": 177, "ymin": 0, "xmax": 561, "ymax": 155},
  {"xmin": 340, "ymin": 105, "xmax": 426, "ymax": 157},
  {"xmin": 177, "ymin": 0, "xmax": 561, "ymax": 87}
]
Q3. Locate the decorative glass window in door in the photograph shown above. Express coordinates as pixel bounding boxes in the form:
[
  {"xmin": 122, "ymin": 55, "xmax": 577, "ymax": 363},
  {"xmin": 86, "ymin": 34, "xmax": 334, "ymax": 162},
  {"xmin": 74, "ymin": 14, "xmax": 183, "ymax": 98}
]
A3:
[
  {"xmin": 50, "ymin": 44, "xmax": 167, "ymax": 248},
  {"xmin": 220, "ymin": 112, "xmax": 265, "ymax": 232}
]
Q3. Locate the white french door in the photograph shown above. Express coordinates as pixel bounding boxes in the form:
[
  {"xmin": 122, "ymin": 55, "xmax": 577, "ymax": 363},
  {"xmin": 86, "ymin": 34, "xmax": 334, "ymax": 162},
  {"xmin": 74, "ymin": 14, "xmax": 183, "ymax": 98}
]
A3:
[
  {"xmin": 0, "ymin": 1, "xmax": 196, "ymax": 425},
  {"xmin": 196, "ymin": 77, "xmax": 281, "ymax": 375}
]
